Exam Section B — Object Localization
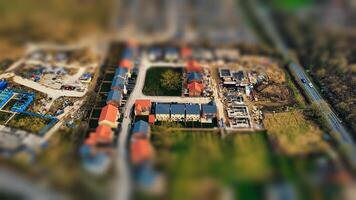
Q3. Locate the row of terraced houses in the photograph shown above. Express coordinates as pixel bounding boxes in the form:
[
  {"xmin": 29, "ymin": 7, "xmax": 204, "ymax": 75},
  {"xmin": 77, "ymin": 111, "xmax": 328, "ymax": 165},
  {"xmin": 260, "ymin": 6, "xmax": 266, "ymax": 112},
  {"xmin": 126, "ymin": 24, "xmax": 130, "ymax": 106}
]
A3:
[{"xmin": 80, "ymin": 44, "xmax": 136, "ymax": 174}]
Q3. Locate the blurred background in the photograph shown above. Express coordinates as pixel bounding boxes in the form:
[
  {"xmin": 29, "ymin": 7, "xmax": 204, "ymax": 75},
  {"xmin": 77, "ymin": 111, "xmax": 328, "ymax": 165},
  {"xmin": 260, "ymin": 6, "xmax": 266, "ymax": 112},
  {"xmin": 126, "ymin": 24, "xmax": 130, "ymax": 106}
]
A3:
[{"xmin": 0, "ymin": 0, "xmax": 355, "ymax": 200}]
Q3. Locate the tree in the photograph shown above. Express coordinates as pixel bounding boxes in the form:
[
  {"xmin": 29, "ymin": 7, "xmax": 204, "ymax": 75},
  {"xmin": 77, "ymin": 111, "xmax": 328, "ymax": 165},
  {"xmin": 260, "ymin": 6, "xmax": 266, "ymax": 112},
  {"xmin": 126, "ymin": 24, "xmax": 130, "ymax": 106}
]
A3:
[{"xmin": 160, "ymin": 70, "xmax": 181, "ymax": 90}]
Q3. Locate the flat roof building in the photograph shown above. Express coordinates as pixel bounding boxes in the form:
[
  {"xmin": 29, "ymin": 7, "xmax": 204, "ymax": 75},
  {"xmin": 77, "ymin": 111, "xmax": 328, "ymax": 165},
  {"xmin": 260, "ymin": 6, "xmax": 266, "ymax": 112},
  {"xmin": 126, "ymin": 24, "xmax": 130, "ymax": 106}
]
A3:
[{"xmin": 218, "ymin": 68, "xmax": 232, "ymax": 78}]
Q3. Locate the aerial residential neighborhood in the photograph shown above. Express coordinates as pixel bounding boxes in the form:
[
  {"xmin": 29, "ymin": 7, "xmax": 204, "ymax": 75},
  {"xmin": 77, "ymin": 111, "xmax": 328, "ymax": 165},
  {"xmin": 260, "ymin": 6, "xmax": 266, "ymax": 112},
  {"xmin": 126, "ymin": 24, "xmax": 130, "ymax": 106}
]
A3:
[{"xmin": 0, "ymin": 0, "xmax": 355, "ymax": 200}]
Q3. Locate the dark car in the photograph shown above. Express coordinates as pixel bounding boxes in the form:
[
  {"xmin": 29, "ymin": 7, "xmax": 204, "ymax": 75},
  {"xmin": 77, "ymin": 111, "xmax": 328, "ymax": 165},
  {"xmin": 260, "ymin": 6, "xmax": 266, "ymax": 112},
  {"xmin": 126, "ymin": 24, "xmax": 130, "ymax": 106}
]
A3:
[{"xmin": 301, "ymin": 78, "xmax": 307, "ymax": 83}]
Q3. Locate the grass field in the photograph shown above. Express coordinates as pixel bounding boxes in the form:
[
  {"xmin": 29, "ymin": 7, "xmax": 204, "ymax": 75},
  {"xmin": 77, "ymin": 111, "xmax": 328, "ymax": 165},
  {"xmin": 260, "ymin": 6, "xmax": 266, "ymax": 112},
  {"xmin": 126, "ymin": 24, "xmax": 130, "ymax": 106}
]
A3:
[
  {"xmin": 7, "ymin": 113, "xmax": 52, "ymax": 134},
  {"xmin": 0, "ymin": 111, "xmax": 13, "ymax": 125},
  {"xmin": 271, "ymin": 0, "xmax": 313, "ymax": 10},
  {"xmin": 143, "ymin": 67, "xmax": 182, "ymax": 96},
  {"xmin": 151, "ymin": 131, "xmax": 273, "ymax": 199},
  {"xmin": 263, "ymin": 110, "xmax": 327, "ymax": 155}
]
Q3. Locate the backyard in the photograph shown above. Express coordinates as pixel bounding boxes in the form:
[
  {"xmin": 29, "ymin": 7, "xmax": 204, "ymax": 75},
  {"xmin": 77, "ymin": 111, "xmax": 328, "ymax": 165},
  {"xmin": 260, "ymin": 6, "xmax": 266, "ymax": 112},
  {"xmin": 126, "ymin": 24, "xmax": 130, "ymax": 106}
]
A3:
[{"xmin": 143, "ymin": 67, "xmax": 182, "ymax": 96}]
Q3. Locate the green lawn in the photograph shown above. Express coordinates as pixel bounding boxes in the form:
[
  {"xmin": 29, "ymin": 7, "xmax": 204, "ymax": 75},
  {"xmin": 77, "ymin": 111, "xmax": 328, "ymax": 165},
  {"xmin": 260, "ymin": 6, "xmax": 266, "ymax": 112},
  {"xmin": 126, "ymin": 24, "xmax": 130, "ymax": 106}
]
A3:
[
  {"xmin": 151, "ymin": 131, "xmax": 273, "ymax": 199},
  {"xmin": 7, "ymin": 113, "xmax": 52, "ymax": 134},
  {"xmin": 143, "ymin": 67, "xmax": 182, "ymax": 96},
  {"xmin": 0, "ymin": 111, "xmax": 13, "ymax": 125},
  {"xmin": 271, "ymin": 0, "xmax": 313, "ymax": 10}
]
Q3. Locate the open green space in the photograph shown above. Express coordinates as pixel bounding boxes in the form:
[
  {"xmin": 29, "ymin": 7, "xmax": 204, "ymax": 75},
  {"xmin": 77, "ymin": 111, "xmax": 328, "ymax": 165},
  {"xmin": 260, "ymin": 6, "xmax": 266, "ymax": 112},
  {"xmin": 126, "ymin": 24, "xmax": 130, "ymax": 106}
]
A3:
[
  {"xmin": 143, "ymin": 67, "xmax": 182, "ymax": 96},
  {"xmin": 151, "ymin": 131, "xmax": 273, "ymax": 199},
  {"xmin": 263, "ymin": 110, "xmax": 327, "ymax": 155},
  {"xmin": 271, "ymin": 0, "xmax": 313, "ymax": 10},
  {"xmin": 153, "ymin": 119, "xmax": 218, "ymax": 129},
  {"xmin": 148, "ymin": 129, "xmax": 337, "ymax": 199},
  {"xmin": 7, "ymin": 113, "xmax": 52, "ymax": 134}
]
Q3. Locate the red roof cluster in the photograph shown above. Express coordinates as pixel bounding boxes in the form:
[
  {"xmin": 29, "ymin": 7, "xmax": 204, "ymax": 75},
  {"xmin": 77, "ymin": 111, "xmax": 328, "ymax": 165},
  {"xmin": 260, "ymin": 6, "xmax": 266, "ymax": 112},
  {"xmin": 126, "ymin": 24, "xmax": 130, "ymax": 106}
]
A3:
[
  {"xmin": 130, "ymin": 139, "xmax": 153, "ymax": 164},
  {"xmin": 181, "ymin": 47, "xmax": 192, "ymax": 59},
  {"xmin": 119, "ymin": 59, "xmax": 133, "ymax": 69},
  {"xmin": 99, "ymin": 104, "xmax": 119, "ymax": 127},
  {"xmin": 135, "ymin": 99, "xmax": 152, "ymax": 115},
  {"xmin": 188, "ymin": 82, "xmax": 204, "ymax": 97},
  {"xmin": 186, "ymin": 60, "xmax": 202, "ymax": 73},
  {"xmin": 85, "ymin": 125, "xmax": 113, "ymax": 145}
]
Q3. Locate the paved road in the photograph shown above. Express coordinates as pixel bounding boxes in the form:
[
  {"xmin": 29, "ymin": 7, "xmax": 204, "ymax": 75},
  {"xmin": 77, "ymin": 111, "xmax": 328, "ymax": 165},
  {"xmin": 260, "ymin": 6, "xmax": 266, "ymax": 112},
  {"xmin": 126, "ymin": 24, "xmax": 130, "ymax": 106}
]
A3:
[
  {"xmin": 248, "ymin": 0, "xmax": 356, "ymax": 168},
  {"xmin": 13, "ymin": 76, "xmax": 87, "ymax": 98}
]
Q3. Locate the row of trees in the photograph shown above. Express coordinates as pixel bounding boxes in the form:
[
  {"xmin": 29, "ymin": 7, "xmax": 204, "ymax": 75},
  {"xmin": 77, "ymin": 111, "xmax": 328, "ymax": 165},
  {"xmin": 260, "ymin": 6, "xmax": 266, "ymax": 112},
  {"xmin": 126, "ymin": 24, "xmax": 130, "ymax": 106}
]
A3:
[{"xmin": 272, "ymin": 12, "xmax": 356, "ymax": 134}]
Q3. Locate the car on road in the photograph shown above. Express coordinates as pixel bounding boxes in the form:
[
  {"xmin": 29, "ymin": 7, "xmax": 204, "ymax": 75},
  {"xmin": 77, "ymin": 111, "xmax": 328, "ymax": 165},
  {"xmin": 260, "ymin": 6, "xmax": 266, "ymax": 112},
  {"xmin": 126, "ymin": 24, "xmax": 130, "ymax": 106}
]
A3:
[
  {"xmin": 308, "ymin": 82, "xmax": 314, "ymax": 88},
  {"xmin": 301, "ymin": 78, "xmax": 307, "ymax": 83}
]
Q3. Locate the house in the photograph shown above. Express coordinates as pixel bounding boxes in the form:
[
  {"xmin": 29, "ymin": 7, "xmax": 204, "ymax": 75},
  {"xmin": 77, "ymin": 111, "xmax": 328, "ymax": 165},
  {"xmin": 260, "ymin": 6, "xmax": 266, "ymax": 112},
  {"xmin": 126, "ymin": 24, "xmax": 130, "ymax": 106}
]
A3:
[
  {"xmin": 135, "ymin": 99, "xmax": 152, "ymax": 116},
  {"xmin": 0, "ymin": 80, "xmax": 8, "ymax": 90},
  {"xmin": 115, "ymin": 67, "xmax": 129, "ymax": 80},
  {"xmin": 186, "ymin": 60, "xmax": 202, "ymax": 73},
  {"xmin": 218, "ymin": 68, "xmax": 232, "ymax": 79},
  {"xmin": 111, "ymin": 76, "xmax": 127, "ymax": 94},
  {"xmin": 80, "ymin": 144, "xmax": 111, "ymax": 175},
  {"xmin": 122, "ymin": 48, "xmax": 133, "ymax": 59},
  {"xmin": 95, "ymin": 125, "xmax": 113, "ymax": 143},
  {"xmin": 132, "ymin": 120, "xmax": 150, "ymax": 139},
  {"xmin": 185, "ymin": 104, "xmax": 201, "ymax": 121},
  {"xmin": 107, "ymin": 90, "xmax": 122, "ymax": 107},
  {"xmin": 148, "ymin": 114, "xmax": 155, "ymax": 124},
  {"xmin": 201, "ymin": 102, "xmax": 217, "ymax": 123},
  {"xmin": 130, "ymin": 139, "xmax": 153, "ymax": 164},
  {"xmin": 188, "ymin": 82, "xmax": 204, "ymax": 97},
  {"xmin": 170, "ymin": 104, "xmax": 185, "ymax": 121},
  {"xmin": 155, "ymin": 103, "xmax": 170, "ymax": 121},
  {"xmin": 187, "ymin": 72, "xmax": 202, "ymax": 83},
  {"xmin": 181, "ymin": 47, "xmax": 192, "ymax": 59},
  {"xmin": 84, "ymin": 132, "xmax": 98, "ymax": 146},
  {"xmin": 98, "ymin": 104, "xmax": 119, "ymax": 128}
]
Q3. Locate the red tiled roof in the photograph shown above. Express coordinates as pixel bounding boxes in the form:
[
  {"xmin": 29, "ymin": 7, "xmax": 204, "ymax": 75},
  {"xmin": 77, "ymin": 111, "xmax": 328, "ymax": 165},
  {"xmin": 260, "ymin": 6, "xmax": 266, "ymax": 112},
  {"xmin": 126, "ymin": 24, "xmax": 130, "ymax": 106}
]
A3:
[
  {"xmin": 119, "ymin": 59, "xmax": 133, "ymax": 69},
  {"xmin": 130, "ymin": 139, "xmax": 153, "ymax": 164},
  {"xmin": 99, "ymin": 104, "xmax": 118, "ymax": 123},
  {"xmin": 135, "ymin": 99, "xmax": 151, "ymax": 114},
  {"xmin": 186, "ymin": 60, "xmax": 202, "ymax": 73},
  {"xmin": 148, "ymin": 114, "xmax": 155, "ymax": 124},
  {"xmin": 181, "ymin": 47, "xmax": 192, "ymax": 58},
  {"xmin": 188, "ymin": 81, "xmax": 203, "ymax": 92},
  {"xmin": 96, "ymin": 125, "xmax": 113, "ymax": 141},
  {"xmin": 84, "ymin": 132, "xmax": 98, "ymax": 145}
]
